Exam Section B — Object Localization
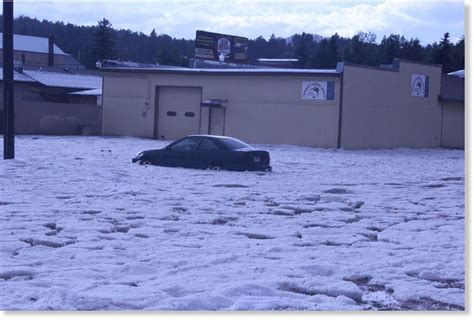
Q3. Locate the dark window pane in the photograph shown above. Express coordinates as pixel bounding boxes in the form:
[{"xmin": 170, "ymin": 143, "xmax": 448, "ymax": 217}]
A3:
[
  {"xmin": 198, "ymin": 138, "xmax": 220, "ymax": 151},
  {"xmin": 167, "ymin": 111, "xmax": 177, "ymax": 116},
  {"xmin": 184, "ymin": 112, "xmax": 195, "ymax": 118},
  {"xmin": 169, "ymin": 137, "xmax": 200, "ymax": 151},
  {"xmin": 220, "ymin": 137, "xmax": 253, "ymax": 150}
]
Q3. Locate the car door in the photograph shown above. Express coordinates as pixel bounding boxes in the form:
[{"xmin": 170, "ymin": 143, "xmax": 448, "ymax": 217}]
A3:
[
  {"xmin": 195, "ymin": 137, "xmax": 226, "ymax": 169},
  {"xmin": 164, "ymin": 136, "xmax": 201, "ymax": 168}
]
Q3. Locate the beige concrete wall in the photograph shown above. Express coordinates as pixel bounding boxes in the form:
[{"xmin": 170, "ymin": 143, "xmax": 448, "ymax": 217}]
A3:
[
  {"xmin": 15, "ymin": 101, "xmax": 101, "ymax": 134},
  {"xmin": 340, "ymin": 61, "xmax": 443, "ymax": 149},
  {"xmin": 441, "ymin": 102, "xmax": 464, "ymax": 149},
  {"xmin": 1, "ymin": 83, "xmax": 102, "ymax": 135},
  {"xmin": 102, "ymin": 72, "xmax": 341, "ymax": 147},
  {"xmin": 102, "ymin": 75, "xmax": 154, "ymax": 138},
  {"xmin": 224, "ymin": 100, "xmax": 337, "ymax": 147}
]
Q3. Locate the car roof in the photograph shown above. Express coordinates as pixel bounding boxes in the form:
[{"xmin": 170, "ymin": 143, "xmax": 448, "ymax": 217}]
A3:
[{"xmin": 186, "ymin": 134, "xmax": 235, "ymax": 140}]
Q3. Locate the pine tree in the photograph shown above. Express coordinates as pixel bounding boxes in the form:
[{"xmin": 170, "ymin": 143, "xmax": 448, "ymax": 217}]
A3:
[
  {"xmin": 156, "ymin": 46, "xmax": 184, "ymax": 66},
  {"xmin": 400, "ymin": 38, "xmax": 425, "ymax": 62},
  {"xmin": 343, "ymin": 32, "xmax": 377, "ymax": 66},
  {"xmin": 293, "ymin": 33, "xmax": 314, "ymax": 68},
  {"xmin": 432, "ymin": 32, "xmax": 453, "ymax": 73},
  {"xmin": 450, "ymin": 37, "xmax": 464, "ymax": 71},
  {"xmin": 267, "ymin": 34, "xmax": 281, "ymax": 58},
  {"xmin": 380, "ymin": 34, "xmax": 402, "ymax": 64},
  {"xmin": 148, "ymin": 29, "xmax": 159, "ymax": 63},
  {"xmin": 90, "ymin": 18, "xmax": 117, "ymax": 66},
  {"xmin": 313, "ymin": 34, "xmax": 339, "ymax": 68},
  {"xmin": 1, "ymin": 14, "xmax": 463, "ymax": 71}
]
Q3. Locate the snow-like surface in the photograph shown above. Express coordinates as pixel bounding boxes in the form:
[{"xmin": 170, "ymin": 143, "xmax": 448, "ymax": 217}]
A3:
[
  {"xmin": 68, "ymin": 88, "xmax": 102, "ymax": 96},
  {"xmin": 0, "ymin": 67, "xmax": 36, "ymax": 83},
  {"xmin": 447, "ymin": 70, "xmax": 464, "ymax": 79},
  {"xmin": 0, "ymin": 33, "xmax": 66, "ymax": 55},
  {"xmin": 22, "ymin": 70, "xmax": 102, "ymax": 90},
  {"xmin": 0, "ymin": 136, "xmax": 464, "ymax": 311},
  {"xmin": 102, "ymin": 66, "xmax": 338, "ymax": 74},
  {"xmin": 258, "ymin": 59, "xmax": 299, "ymax": 62}
]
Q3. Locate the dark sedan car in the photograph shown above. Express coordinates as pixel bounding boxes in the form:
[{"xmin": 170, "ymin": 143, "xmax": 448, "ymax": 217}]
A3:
[{"xmin": 132, "ymin": 135, "xmax": 272, "ymax": 171}]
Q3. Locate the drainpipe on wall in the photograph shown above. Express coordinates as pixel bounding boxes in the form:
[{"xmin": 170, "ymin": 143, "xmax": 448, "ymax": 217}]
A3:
[
  {"xmin": 207, "ymin": 106, "xmax": 213, "ymax": 135},
  {"xmin": 439, "ymin": 98, "xmax": 444, "ymax": 148},
  {"xmin": 336, "ymin": 62, "xmax": 345, "ymax": 149},
  {"xmin": 153, "ymin": 86, "xmax": 159, "ymax": 139}
]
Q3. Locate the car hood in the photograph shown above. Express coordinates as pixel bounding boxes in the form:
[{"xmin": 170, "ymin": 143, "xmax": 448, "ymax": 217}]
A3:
[
  {"xmin": 235, "ymin": 147, "xmax": 256, "ymax": 152},
  {"xmin": 137, "ymin": 149, "xmax": 164, "ymax": 157}
]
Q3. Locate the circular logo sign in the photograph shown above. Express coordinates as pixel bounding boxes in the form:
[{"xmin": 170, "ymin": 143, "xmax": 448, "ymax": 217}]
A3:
[
  {"xmin": 412, "ymin": 77, "xmax": 424, "ymax": 96},
  {"xmin": 302, "ymin": 82, "xmax": 327, "ymax": 100},
  {"xmin": 217, "ymin": 37, "xmax": 231, "ymax": 56}
]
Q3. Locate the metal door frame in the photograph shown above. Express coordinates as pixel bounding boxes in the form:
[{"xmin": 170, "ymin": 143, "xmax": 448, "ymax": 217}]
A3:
[{"xmin": 208, "ymin": 106, "xmax": 226, "ymax": 136}]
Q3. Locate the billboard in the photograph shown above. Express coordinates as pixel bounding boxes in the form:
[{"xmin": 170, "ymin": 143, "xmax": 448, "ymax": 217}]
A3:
[{"xmin": 195, "ymin": 30, "xmax": 248, "ymax": 62}]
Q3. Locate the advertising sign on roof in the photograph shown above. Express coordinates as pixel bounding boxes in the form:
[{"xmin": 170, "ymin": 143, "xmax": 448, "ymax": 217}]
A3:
[{"xmin": 195, "ymin": 30, "xmax": 248, "ymax": 62}]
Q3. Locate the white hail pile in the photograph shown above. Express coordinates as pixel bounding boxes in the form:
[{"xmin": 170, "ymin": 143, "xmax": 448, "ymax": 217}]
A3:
[{"xmin": 0, "ymin": 136, "xmax": 464, "ymax": 310}]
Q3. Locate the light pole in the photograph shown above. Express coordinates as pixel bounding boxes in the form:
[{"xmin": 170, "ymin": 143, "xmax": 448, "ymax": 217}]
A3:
[{"xmin": 3, "ymin": 0, "xmax": 14, "ymax": 159}]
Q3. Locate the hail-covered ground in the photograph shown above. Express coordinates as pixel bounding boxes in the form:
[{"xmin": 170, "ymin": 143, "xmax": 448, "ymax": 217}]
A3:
[{"xmin": 0, "ymin": 136, "xmax": 465, "ymax": 311}]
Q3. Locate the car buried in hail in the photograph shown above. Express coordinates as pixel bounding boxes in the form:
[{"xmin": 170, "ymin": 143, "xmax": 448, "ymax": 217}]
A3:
[{"xmin": 132, "ymin": 135, "xmax": 272, "ymax": 172}]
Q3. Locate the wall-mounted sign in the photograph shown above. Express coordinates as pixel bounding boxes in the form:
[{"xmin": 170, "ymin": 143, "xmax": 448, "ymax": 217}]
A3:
[
  {"xmin": 411, "ymin": 74, "xmax": 430, "ymax": 97},
  {"xmin": 302, "ymin": 81, "xmax": 335, "ymax": 100},
  {"xmin": 195, "ymin": 30, "xmax": 248, "ymax": 62}
]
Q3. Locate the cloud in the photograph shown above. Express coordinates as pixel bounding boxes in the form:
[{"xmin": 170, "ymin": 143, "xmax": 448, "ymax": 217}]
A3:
[{"xmin": 12, "ymin": 0, "xmax": 464, "ymax": 44}]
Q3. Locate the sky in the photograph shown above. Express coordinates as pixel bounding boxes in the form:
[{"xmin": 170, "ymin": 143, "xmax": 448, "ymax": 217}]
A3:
[{"xmin": 7, "ymin": 0, "xmax": 466, "ymax": 44}]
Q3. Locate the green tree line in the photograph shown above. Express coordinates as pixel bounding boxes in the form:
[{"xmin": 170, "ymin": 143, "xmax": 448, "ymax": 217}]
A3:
[{"xmin": 0, "ymin": 15, "xmax": 464, "ymax": 73}]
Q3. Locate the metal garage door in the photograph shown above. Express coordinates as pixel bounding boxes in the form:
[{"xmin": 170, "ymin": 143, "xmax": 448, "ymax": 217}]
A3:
[{"xmin": 155, "ymin": 86, "xmax": 201, "ymax": 140}]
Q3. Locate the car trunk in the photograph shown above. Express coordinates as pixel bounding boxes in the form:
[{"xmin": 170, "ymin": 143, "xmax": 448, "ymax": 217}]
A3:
[{"xmin": 243, "ymin": 151, "xmax": 270, "ymax": 166}]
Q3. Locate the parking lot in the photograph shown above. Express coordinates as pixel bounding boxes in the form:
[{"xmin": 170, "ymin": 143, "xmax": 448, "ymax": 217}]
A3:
[{"xmin": 0, "ymin": 136, "xmax": 465, "ymax": 310}]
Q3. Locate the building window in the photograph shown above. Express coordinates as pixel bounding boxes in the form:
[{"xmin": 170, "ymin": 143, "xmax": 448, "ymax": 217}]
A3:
[
  {"xmin": 166, "ymin": 111, "xmax": 177, "ymax": 116},
  {"xmin": 184, "ymin": 112, "xmax": 195, "ymax": 118}
]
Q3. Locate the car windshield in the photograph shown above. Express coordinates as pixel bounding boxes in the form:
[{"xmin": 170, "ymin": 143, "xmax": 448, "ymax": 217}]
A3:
[{"xmin": 220, "ymin": 137, "xmax": 253, "ymax": 150}]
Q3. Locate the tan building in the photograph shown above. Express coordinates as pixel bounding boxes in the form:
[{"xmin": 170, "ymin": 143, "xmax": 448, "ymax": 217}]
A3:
[
  {"xmin": 439, "ymin": 74, "xmax": 464, "ymax": 149},
  {"xmin": 340, "ymin": 60, "xmax": 443, "ymax": 149},
  {"xmin": 102, "ymin": 68, "xmax": 341, "ymax": 148},
  {"xmin": 101, "ymin": 59, "xmax": 464, "ymax": 149},
  {"xmin": 0, "ymin": 67, "xmax": 102, "ymax": 135},
  {"xmin": 0, "ymin": 33, "xmax": 81, "ymax": 68}
]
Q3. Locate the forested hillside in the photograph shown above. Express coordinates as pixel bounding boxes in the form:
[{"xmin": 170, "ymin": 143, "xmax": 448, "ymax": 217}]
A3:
[{"xmin": 0, "ymin": 15, "xmax": 464, "ymax": 73}]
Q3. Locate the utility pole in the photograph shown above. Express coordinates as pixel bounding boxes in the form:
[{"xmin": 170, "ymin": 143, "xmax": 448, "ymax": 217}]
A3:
[{"xmin": 3, "ymin": 0, "xmax": 14, "ymax": 159}]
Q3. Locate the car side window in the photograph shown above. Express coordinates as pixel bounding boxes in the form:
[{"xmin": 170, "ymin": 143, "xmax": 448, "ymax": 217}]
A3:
[
  {"xmin": 169, "ymin": 137, "xmax": 201, "ymax": 152},
  {"xmin": 198, "ymin": 138, "xmax": 221, "ymax": 151}
]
